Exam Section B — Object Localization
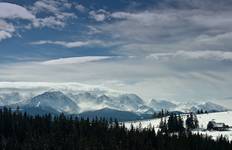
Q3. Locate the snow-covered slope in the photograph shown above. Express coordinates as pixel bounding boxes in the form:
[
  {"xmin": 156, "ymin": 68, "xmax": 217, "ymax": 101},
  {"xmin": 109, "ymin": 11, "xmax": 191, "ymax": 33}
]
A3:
[{"xmin": 124, "ymin": 111, "xmax": 232, "ymax": 141}]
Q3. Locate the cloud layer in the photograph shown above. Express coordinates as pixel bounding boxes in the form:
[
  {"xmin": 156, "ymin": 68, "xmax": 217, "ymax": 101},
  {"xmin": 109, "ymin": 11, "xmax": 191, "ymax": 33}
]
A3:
[
  {"xmin": 1, "ymin": 0, "xmax": 232, "ymax": 105},
  {"xmin": 147, "ymin": 51, "xmax": 232, "ymax": 61}
]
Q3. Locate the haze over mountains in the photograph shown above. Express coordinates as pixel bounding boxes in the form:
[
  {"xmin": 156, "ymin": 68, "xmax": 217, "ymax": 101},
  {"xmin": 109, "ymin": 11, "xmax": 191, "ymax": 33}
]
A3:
[{"xmin": 0, "ymin": 82, "xmax": 228, "ymax": 120}]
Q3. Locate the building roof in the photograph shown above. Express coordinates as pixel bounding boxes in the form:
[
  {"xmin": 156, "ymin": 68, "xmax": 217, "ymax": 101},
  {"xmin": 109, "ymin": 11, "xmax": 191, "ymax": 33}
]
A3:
[{"xmin": 209, "ymin": 120, "xmax": 225, "ymax": 128}]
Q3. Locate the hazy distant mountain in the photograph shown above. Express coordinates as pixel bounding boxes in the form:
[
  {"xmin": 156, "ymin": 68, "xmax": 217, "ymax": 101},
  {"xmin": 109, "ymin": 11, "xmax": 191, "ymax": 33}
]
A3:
[
  {"xmin": 116, "ymin": 94, "xmax": 145, "ymax": 111},
  {"xmin": 190, "ymin": 102, "xmax": 228, "ymax": 112},
  {"xmin": 26, "ymin": 91, "xmax": 79, "ymax": 114},
  {"xmin": 20, "ymin": 105, "xmax": 60, "ymax": 116},
  {"xmin": 149, "ymin": 99, "xmax": 177, "ymax": 111},
  {"xmin": 148, "ymin": 100, "xmax": 228, "ymax": 113},
  {"xmin": 0, "ymin": 92, "xmax": 24, "ymax": 106},
  {"xmin": 69, "ymin": 92, "xmax": 112, "ymax": 112},
  {"xmin": 0, "ymin": 88, "xmax": 228, "ymax": 117},
  {"xmin": 78, "ymin": 108, "xmax": 150, "ymax": 121},
  {"xmin": 69, "ymin": 92, "xmax": 154, "ymax": 114}
]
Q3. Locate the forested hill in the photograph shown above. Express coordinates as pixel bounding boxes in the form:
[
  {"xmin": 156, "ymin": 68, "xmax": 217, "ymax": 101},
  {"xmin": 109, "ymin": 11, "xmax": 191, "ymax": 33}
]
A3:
[{"xmin": 0, "ymin": 107, "xmax": 231, "ymax": 150}]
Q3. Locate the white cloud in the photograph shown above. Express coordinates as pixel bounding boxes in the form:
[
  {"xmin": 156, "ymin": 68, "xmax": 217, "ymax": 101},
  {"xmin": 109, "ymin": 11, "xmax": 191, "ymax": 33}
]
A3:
[
  {"xmin": 0, "ymin": 1, "xmax": 76, "ymax": 41},
  {"xmin": 33, "ymin": 16, "xmax": 66, "ymax": 28},
  {"xmin": 30, "ymin": 0, "xmax": 76, "ymax": 28},
  {"xmin": 41, "ymin": 56, "xmax": 112, "ymax": 65},
  {"xmin": 89, "ymin": 9, "xmax": 110, "ymax": 22},
  {"xmin": 0, "ymin": 82, "xmax": 120, "ymax": 97},
  {"xmin": 0, "ymin": 19, "xmax": 15, "ymax": 41},
  {"xmin": 147, "ymin": 50, "xmax": 232, "ymax": 61},
  {"xmin": 94, "ymin": 7, "xmax": 232, "ymax": 56},
  {"xmin": 31, "ymin": 40, "xmax": 116, "ymax": 48},
  {"xmin": 0, "ymin": 2, "xmax": 35, "ymax": 41},
  {"xmin": 31, "ymin": 0, "xmax": 73, "ymax": 14},
  {"xmin": 0, "ymin": 57, "xmax": 232, "ymax": 103},
  {"xmin": 0, "ymin": 20, "xmax": 15, "ymax": 32},
  {"xmin": 111, "ymin": 11, "xmax": 156, "ymax": 23},
  {"xmin": 31, "ymin": 40, "xmax": 85, "ymax": 48},
  {"xmin": 75, "ymin": 4, "xmax": 86, "ymax": 12},
  {"xmin": 87, "ymin": 26, "xmax": 102, "ymax": 35},
  {"xmin": 0, "ymin": 30, "xmax": 12, "ymax": 41},
  {"xmin": 0, "ymin": 2, "xmax": 35, "ymax": 20},
  {"xmin": 31, "ymin": 1, "xmax": 60, "ymax": 14}
]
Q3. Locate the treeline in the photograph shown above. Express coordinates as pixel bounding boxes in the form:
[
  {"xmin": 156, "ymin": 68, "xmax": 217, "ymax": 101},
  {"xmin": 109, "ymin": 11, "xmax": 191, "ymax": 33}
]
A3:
[
  {"xmin": 159, "ymin": 113, "xmax": 199, "ymax": 133},
  {"xmin": 153, "ymin": 109, "xmax": 208, "ymax": 118},
  {"xmin": 0, "ymin": 107, "xmax": 231, "ymax": 150}
]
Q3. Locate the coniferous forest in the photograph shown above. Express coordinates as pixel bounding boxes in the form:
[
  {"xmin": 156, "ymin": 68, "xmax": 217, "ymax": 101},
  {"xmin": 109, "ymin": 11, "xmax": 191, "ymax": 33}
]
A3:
[{"xmin": 0, "ymin": 107, "xmax": 231, "ymax": 150}]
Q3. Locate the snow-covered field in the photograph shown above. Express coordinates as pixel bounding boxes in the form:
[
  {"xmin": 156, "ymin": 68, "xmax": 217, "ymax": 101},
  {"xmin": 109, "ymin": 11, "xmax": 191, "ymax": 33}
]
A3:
[{"xmin": 124, "ymin": 111, "xmax": 232, "ymax": 141}]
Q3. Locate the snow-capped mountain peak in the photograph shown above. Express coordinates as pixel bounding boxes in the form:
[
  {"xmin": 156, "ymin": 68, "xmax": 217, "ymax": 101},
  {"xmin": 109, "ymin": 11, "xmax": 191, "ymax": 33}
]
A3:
[
  {"xmin": 149, "ymin": 99, "xmax": 177, "ymax": 111},
  {"xmin": 190, "ymin": 102, "xmax": 228, "ymax": 112},
  {"xmin": 27, "ymin": 91, "xmax": 79, "ymax": 114}
]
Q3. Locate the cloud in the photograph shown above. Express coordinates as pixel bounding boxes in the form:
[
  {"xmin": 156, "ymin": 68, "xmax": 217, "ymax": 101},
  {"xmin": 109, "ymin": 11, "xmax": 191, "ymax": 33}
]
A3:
[
  {"xmin": 0, "ymin": 2, "xmax": 35, "ymax": 20},
  {"xmin": 0, "ymin": 81, "xmax": 120, "ymax": 97},
  {"xmin": 30, "ymin": 0, "xmax": 76, "ymax": 28},
  {"xmin": 162, "ymin": 0, "xmax": 232, "ymax": 10},
  {"xmin": 0, "ymin": 20, "xmax": 15, "ymax": 32},
  {"xmin": 0, "ymin": 19, "xmax": 15, "ymax": 41},
  {"xmin": 0, "ymin": 56, "xmax": 232, "ymax": 103},
  {"xmin": 111, "ymin": 11, "xmax": 154, "ymax": 21},
  {"xmin": 31, "ymin": 40, "xmax": 90, "ymax": 48},
  {"xmin": 0, "ymin": 1, "xmax": 77, "ymax": 41},
  {"xmin": 147, "ymin": 50, "xmax": 232, "ymax": 61},
  {"xmin": 75, "ymin": 3, "xmax": 86, "ymax": 12},
  {"xmin": 0, "ymin": 2, "xmax": 35, "ymax": 40},
  {"xmin": 41, "ymin": 56, "xmax": 112, "ymax": 65},
  {"xmin": 31, "ymin": 0, "xmax": 73, "ymax": 15},
  {"xmin": 31, "ymin": 39, "xmax": 117, "ymax": 48},
  {"xmin": 0, "ymin": 30, "xmax": 12, "ymax": 41},
  {"xmin": 90, "ymin": 2, "xmax": 232, "ymax": 56},
  {"xmin": 33, "ymin": 16, "xmax": 67, "ymax": 28},
  {"xmin": 1, "ymin": 0, "xmax": 232, "ymax": 105},
  {"xmin": 31, "ymin": 0, "xmax": 60, "ymax": 14},
  {"xmin": 89, "ymin": 9, "xmax": 110, "ymax": 22},
  {"xmin": 87, "ymin": 26, "xmax": 102, "ymax": 35}
]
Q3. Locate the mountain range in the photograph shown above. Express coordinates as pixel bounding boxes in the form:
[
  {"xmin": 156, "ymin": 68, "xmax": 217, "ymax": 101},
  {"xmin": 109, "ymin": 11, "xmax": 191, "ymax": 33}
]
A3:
[
  {"xmin": 0, "ymin": 82, "xmax": 228, "ymax": 121},
  {"xmin": 0, "ymin": 90, "xmax": 227, "ymax": 115}
]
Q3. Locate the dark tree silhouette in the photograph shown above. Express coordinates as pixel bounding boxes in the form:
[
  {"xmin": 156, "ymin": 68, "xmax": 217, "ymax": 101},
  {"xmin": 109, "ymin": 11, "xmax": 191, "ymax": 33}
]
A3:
[{"xmin": 0, "ymin": 107, "xmax": 230, "ymax": 150}]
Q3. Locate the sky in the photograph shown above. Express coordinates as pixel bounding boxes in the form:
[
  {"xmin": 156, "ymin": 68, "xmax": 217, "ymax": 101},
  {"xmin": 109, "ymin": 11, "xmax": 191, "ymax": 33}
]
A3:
[{"xmin": 0, "ymin": 0, "xmax": 232, "ymax": 105}]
